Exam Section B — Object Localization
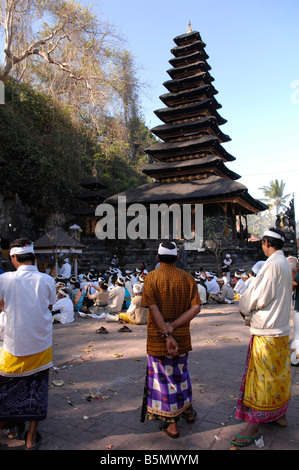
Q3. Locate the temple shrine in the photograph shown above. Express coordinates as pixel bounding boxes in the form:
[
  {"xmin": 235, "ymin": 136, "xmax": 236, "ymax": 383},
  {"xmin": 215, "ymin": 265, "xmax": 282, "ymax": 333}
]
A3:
[
  {"xmin": 72, "ymin": 167, "xmax": 108, "ymax": 236},
  {"xmin": 103, "ymin": 25, "xmax": 269, "ymax": 269}
]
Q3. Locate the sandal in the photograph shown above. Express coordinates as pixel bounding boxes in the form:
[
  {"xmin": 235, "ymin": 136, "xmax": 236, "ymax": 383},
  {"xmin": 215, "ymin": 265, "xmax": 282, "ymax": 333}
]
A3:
[
  {"xmin": 160, "ymin": 423, "xmax": 180, "ymax": 439},
  {"xmin": 96, "ymin": 327, "xmax": 108, "ymax": 334},
  {"xmin": 230, "ymin": 433, "xmax": 262, "ymax": 447},
  {"xmin": 4, "ymin": 422, "xmax": 25, "ymax": 439},
  {"xmin": 186, "ymin": 407, "xmax": 197, "ymax": 424},
  {"xmin": 118, "ymin": 325, "xmax": 132, "ymax": 332}
]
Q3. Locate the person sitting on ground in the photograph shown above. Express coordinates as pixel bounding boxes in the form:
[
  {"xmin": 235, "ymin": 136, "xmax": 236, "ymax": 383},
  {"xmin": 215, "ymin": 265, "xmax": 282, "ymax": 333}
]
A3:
[
  {"xmin": 205, "ymin": 272, "xmax": 219, "ymax": 298},
  {"xmin": 125, "ymin": 273, "xmax": 133, "ymax": 297},
  {"xmin": 84, "ymin": 280, "xmax": 109, "ymax": 316},
  {"xmin": 52, "ymin": 288, "xmax": 74, "ymax": 324},
  {"xmin": 124, "ymin": 284, "xmax": 132, "ymax": 309},
  {"xmin": 119, "ymin": 283, "xmax": 148, "ymax": 325},
  {"xmin": 105, "ymin": 277, "xmax": 126, "ymax": 322},
  {"xmin": 221, "ymin": 268, "xmax": 230, "ymax": 284},
  {"xmin": 234, "ymin": 273, "xmax": 248, "ymax": 297},
  {"xmin": 210, "ymin": 278, "xmax": 235, "ymax": 304},
  {"xmin": 71, "ymin": 281, "xmax": 86, "ymax": 312},
  {"xmin": 194, "ymin": 274, "xmax": 207, "ymax": 305},
  {"xmin": 230, "ymin": 271, "xmax": 240, "ymax": 289}
]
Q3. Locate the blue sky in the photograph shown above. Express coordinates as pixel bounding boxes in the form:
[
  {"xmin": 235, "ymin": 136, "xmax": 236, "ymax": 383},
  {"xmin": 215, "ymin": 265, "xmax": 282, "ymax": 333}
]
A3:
[{"xmin": 99, "ymin": 0, "xmax": 299, "ymax": 218}]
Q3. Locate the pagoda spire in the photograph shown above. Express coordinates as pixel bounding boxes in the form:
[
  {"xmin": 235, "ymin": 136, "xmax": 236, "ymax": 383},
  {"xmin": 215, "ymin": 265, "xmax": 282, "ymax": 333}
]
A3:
[{"xmin": 187, "ymin": 20, "xmax": 192, "ymax": 33}]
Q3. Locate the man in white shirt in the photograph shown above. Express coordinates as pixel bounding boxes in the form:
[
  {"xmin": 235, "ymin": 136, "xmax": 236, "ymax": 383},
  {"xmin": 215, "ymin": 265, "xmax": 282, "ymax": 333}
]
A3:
[
  {"xmin": 59, "ymin": 258, "xmax": 72, "ymax": 280},
  {"xmin": 234, "ymin": 273, "xmax": 248, "ymax": 296},
  {"xmin": 231, "ymin": 228, "xmax": 292, "ymax": 447},
  {"xmin": 205, "ymin": 273, "xmax": 219, "ymax": 295},
  {"xmin": 0, "ymin": 238, "xmax": 56, "ymax": 449},
  {"xmin": 52, "ymin": 288, "xmax": 74, "ymax": 324},
  {"xmin": 222, "ymin": 254, "xmax": 232, "ymax": 282},
  {"xmin": 195, "ymin": 276, "xmax": 207, "ymax": 305}
]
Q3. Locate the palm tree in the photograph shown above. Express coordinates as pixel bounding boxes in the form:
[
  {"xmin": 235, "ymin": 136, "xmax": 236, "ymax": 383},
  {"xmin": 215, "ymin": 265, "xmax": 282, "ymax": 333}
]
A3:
[{"xmin": 259, "ymin": 179, "xmax": 290, "ymax": 214}]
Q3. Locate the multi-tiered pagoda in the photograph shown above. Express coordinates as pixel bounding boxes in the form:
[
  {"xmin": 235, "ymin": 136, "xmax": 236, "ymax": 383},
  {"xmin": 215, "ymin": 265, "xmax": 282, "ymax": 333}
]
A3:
[
  {"xmin": 105, "ymin": 26, "xmax": 267, "ymax": 246},
  {"xmin": 72, "ymin": 167, "xmax": 108, "ymax": 236}
]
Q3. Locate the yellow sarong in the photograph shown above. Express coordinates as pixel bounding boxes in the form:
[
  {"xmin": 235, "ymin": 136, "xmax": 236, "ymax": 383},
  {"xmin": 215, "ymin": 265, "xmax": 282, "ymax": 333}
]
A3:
[
  {"xmin": 0, "ymin": 346, "xmax": 53, "ymax": 377},
  {"xmin": 243, "ymin": 336, "xmax": 291, "ymax": 412}
]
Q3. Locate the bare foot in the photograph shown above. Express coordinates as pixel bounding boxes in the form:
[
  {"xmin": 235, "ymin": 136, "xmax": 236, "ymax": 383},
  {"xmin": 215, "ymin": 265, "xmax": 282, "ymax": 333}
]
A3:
[{"xmin": 272, "ymin": 415, "xmax": 287, "ymax": 427}]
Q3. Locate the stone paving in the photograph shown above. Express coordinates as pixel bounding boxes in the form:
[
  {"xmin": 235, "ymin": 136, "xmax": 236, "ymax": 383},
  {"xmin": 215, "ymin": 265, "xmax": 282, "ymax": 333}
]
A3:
[{"xmin": 1, "ymin": 302, "xmax": 299, "ymax": 453}]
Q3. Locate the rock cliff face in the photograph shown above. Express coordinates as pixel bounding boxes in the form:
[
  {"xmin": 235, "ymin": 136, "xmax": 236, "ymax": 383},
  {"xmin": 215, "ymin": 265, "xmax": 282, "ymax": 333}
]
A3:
[{"xmin": 0, "ymin": 193, "xmax": 34, "ymax": 245}]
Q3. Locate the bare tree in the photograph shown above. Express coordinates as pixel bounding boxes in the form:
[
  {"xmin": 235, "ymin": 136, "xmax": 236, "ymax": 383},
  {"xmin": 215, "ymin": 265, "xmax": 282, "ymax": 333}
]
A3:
[{"xmin": 1, "ymin": 0, "xmax": 127, "ymax": 92}]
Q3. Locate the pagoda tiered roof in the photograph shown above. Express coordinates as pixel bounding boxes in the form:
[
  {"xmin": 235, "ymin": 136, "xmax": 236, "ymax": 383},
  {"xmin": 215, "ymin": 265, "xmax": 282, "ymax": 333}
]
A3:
[
  {"xmin": 72, "ymin": 168, "xmax": 108, "ymax": 217},
  {"xmin": 105, "ymin": 177, "xmax": 265, "ymax": 215},
  {"xmin": 151, "ymin": 116, "xmax": 230, "ymax": 143},
  {"xmin": 140, "ymin": 156, "xmax": 240, "ymax": 181},
  {"xmin": 159, "ymin": 83, "xmax": 218, "ymax": 108},
  {"xmin": 145, "ymin": 134, "xmax": 235, "ymax": 162},
  {"xmin": 163, "ymin": 72, "xmax": 215, "ymax": 93}
]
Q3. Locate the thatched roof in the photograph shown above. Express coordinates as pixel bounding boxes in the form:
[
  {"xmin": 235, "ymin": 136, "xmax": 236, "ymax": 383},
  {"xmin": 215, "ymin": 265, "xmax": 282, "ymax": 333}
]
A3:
[
  {"xmin": 154, "ymin": 99, "xmax": 227, "ymax": 126},
  {"xmin": 76, "ymin": 190, "xmax": 106, "ymax": 202},
  {"xmin": 151, "ymin": 116, "xmax": 230, "ymax": 143},
  {"xmin": 171, "ymin": 39, "xmax": 206, "ymax": 58},
  {"xmin": 80, "ymin": 175, "xmax": 108, "ymax": 189},
  {"xmin": 166, "ymin": 60, "xmax": 211, "ymax": 80},
  {"xmin": 169, "ymin": 50, "xmax": 209, "ymax": 68},
  {"xmin": 140, "ymin": 156, "xmax": 240, "ymax": 180},
  {"xmin": 34, "ymin": 227, "xmax": 85, "ymax": 250},
  {"xmin": 173, "ymin": 30, "xmax": 203, "ymax": 46},
  {"xmin": 159, "ymin": 83, "xmax": 218, "ymax": 108},
  {"xmin": 145, "ymin": 134, "xmax": 234, "ymax": 162},
  {"xmin": 104, "ymin": 175, "xmax": 267, "ymax": 213},
  {"xmin": 163, "ymin": 71, "xmax": 215, "ymax": 93}
]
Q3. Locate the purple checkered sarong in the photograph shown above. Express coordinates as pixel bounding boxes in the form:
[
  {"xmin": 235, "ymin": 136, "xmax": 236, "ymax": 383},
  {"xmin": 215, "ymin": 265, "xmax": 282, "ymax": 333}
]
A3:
[{"xmin": 144, "ymin": 353, "xmax": 192, "ymax": 419}]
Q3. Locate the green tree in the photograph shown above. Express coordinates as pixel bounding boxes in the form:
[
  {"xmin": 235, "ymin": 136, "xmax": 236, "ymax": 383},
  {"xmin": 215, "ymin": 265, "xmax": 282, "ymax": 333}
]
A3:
[
  {"xmin": 0, "ymin": 77, "xmax": 94, "ymax": 220},
  {"xmin": 259, "ymin": 179, "xmax": 290, "ymax": 214}
]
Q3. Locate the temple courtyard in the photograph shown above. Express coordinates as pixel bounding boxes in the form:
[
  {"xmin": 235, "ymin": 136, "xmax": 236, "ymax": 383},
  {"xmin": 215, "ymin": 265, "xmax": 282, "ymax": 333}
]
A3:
[{"xmin": 1, "ymin": 301, "xmax": 299, "ymax": 453}]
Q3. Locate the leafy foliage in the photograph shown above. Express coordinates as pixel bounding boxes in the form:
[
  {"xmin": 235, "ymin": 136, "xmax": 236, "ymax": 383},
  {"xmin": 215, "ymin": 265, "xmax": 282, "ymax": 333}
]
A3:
[
  {"xmin": 0, "ymin": 77, "xmax": 93, "ymax": 217},
  {"xmin": 259, "ymin": 179, "xmax": 290, "ymax": 214},
  {"xmin": 0, "ymin": 77, "xmax": 156, "ymax": 225}
]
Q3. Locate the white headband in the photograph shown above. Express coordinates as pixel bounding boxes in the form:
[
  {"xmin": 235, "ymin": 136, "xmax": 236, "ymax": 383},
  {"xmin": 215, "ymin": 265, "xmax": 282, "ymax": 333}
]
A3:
[
  {"xmin": 10, "ymin": 243, "xmax": 35, "ymax": 256},
  {"xmin": 58, "ymin": 289, "xmax": 69, "ymax": 298},
  {"xmin": 263, "ymin": 230, "xmax": 285, "ymax": 241},
  {"xmin": 158, "ymin": 242, "xmax": 177, "ymax": 256}
]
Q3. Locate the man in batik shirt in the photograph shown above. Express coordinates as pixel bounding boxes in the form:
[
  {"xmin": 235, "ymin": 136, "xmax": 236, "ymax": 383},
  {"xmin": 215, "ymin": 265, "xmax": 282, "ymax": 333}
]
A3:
[{"xmin": 141, "ymin": 241, "xmax": 201, "ymax": 438}]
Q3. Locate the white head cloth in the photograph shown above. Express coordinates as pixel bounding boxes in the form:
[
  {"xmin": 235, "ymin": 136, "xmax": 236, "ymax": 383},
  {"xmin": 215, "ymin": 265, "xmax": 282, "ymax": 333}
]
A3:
[
  {"xmin": 133, "ymin": 283, "xmax": 143, "ymax": 294},
  {"xmin": 58, "ymin": 288, "xmax": 69, "ymax": 298},
  {"xmin": 264, "ymin": 230, "xmax": 285, "ymax": 241},
  {"xmin": 117, "ymin": 276, "xmax": 125, "ymax": 286},
  {"xmin": 10, "ymin": 243, "xmax": 35, "ymax": 256},
  {"xmin": 158, "ymin": 242, "xmax": 177, "ymax": 256}
]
